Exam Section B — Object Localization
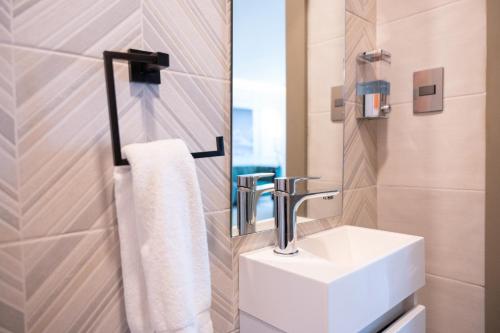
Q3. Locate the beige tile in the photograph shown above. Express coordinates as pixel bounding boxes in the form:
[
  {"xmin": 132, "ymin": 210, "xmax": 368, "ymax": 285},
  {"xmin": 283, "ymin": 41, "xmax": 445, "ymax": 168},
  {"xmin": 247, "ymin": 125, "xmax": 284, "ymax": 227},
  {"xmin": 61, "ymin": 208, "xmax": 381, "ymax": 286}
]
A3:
[
  {"xmin": 378, "ymin": 0, "xmax": 486, "ymax": 104},
  {"xmin": 308, "ymin": 0, "xmax": 345, "ymax": 45},
  {"xmin": 305, "ymin": 180, "xmax": 343, "ymax": 220},
  {"xmin": 342, "ymin": 186, "xmax": 377, "ymax": 228},
  {"xmin": 0, "ymin": 45, "xmax": 20, "ymax": 244},
  {"xmin": 345, "ymin": 12, "xmax": 376, "ymax": 103},
  {"xmin": 143, "ymin": 0, "xmax": 230, "ymax": 80},
  {"xmin": 297, "ymin": 215, "xmax": 343, "ymax": 238},
  {"xmin": 418, "ymin": 274, "xmax": 484, "ymax": 333},
  {"xmin": 0, "ymin": 245, "xmax": 25, "ymax": 333},
  {"xmin": 378, "ymin": 186, "xmax": 485, "ymax": 285},
  {"xmin": 0, "ymin": 46, "xmax": 14, "ymax": 125},
  {"xmin": 0, "ymin": 190, "xmax": 20, "ymax": 243},
  {"xmin": 378, "ymin": 95, "xmax": 485, "ymax": 190},
  {"xmin": 346, "ymin": 0, "xmax": 376, "ymax": 23},
  {"xmin": 343, "ymin": 13, "xmax": 378, "ymax": 191},
  {"xmin": 344, "ymin": 103, "xmax": 377, "ymax": 189},
  {"xmin": 14, "ymin": 49, "xmax": 144, "ymax": 239},
  {"xmin": 12, "ymin": 0, "xmax": 141, "ymax": 58},
  {"xmin": 377, "ymin": 0, "xmax": 460, "ymax": 24},
  {"xmin": 205, "ymin": 210, "xmax": 234, "ymax": 333},
  {"xmin": 0, "ymin": 0, "xmax": 11, "ymax": 42},
  {"xmin": 23, "ymin": 229, "xmax": 127, "ymax": 333},
  {"xmin": 144, "ymin": 71, "xmax": 230, "ymax": 213},
  {"xmin": 308, "ymin": 38, "xmax": 345, "ymax": 113},
  {"xmin": 307, "ymin": 112, "xmax": 344, "ymax": 183}
]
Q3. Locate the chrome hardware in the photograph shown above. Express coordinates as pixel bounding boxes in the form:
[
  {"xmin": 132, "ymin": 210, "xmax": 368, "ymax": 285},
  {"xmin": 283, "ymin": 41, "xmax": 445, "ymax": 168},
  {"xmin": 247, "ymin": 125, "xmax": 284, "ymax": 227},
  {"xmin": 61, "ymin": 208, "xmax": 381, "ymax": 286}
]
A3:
[
  {"xmin": 273, "ymin": 177, "xmax": 340, "ymax": 255},
  {"xmin": 237, "ymin": 173, "xmax": 275, "ymax": 235},
  {"xmin": 356, "ymin": 49, "xmax": 392, "ymax": 119}
]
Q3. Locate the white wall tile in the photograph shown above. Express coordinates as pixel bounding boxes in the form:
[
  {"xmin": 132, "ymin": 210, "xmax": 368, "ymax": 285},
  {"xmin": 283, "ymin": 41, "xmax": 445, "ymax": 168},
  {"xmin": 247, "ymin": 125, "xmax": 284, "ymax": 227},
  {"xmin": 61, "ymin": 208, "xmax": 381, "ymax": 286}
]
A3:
[
  {"xmin": 379, "ymin": 186, "xmax": 485, "ymax": 285},
  {"xmin": 378, "ymin": 0, "xmax": 486, "ymax": 104},
  {"xmin": 418, "ymin": 274, "xmax": 484, "ymax": 333},
  {"xmin": 378, "ymin": 94, "xmax": 485, "ymax": 190}
]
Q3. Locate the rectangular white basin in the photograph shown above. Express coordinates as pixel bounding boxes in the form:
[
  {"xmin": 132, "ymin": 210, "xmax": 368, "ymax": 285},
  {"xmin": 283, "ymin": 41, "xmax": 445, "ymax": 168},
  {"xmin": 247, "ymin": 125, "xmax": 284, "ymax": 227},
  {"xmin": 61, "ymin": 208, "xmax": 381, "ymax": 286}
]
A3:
[{"xmin": 239, "ymin": 226, "xmax": 425, "ymax": 333}]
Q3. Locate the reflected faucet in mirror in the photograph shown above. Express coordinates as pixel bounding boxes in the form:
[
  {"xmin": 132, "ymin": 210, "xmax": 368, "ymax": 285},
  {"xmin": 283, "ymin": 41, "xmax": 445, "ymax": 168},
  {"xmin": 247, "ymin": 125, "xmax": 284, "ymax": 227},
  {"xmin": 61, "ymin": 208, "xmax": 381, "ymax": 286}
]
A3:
[
  {"xmin": 273, "ymin": 177, "xmax": 340, "ymax": 255},
  {"xmin": 237, "ymin": 173, "xmax": 275, "ymax": 235}
]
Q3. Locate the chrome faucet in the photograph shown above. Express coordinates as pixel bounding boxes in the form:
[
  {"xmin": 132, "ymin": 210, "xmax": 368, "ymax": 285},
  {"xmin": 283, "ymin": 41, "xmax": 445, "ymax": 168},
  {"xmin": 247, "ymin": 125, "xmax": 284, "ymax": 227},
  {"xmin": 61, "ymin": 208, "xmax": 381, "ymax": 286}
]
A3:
[
  {"xmin": 273, "ymin": 177, "xmax": 340, "ymax": 255},
  {"xmin": 237, "ymin": 173, "xmax": 275, "ymax": 235}
]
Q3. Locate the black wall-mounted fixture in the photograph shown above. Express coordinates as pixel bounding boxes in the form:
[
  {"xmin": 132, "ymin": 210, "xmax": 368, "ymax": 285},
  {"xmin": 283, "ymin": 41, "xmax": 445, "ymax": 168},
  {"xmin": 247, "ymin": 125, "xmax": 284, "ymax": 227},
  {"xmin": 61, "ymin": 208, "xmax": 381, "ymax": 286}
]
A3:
[{"xmin": 103, "ymin": 49, "xmax": 225, "ymax": 166}]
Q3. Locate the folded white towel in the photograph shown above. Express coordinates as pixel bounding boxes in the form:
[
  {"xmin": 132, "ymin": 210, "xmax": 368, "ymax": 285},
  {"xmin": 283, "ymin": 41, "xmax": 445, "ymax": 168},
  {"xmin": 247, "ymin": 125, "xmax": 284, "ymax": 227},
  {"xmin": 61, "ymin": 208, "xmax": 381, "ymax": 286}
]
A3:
[{"xmin": 114, "ymin": 139, "xmax": 213, "ymax": 333}]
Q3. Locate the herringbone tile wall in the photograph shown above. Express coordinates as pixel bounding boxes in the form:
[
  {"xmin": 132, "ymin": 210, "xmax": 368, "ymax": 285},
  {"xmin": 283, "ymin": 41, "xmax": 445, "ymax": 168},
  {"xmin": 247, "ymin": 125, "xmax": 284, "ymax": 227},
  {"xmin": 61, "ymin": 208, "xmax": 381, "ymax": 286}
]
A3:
[{"xmin": 0, "ymin": 0, "xmax": 376, "ymax": 332}]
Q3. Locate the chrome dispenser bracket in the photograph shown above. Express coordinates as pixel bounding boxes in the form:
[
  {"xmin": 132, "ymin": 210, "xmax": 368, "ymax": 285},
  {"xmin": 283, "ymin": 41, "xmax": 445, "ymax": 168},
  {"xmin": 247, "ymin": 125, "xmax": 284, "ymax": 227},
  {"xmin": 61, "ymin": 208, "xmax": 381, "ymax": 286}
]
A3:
[{"xmin": 356, "ymin": 49, "xmax": 392, "ymax": 119}]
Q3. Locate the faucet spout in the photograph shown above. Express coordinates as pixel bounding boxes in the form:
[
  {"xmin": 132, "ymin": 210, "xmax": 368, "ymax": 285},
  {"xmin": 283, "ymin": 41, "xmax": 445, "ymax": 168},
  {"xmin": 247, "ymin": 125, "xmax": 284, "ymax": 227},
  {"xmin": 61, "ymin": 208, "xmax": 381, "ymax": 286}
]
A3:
[
  {"xmin": 273, "ymin": 177, "xmax": 340, "ymax": 255},
  {"xmin": 293, "ymin": 189, "xmax": 341, "ymax": 210}
]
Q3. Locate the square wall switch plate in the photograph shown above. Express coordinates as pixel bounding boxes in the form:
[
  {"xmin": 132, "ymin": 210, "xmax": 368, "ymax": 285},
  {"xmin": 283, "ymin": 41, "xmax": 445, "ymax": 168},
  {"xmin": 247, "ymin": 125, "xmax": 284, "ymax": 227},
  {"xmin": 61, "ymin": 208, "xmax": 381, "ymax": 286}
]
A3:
[
  {"xmin": 413, "ymin": 67, "xmax": 444, "ymax": 113},
  {"xmin": 331, "ymin": 85, "xmax": 345, "ymax": 121}
]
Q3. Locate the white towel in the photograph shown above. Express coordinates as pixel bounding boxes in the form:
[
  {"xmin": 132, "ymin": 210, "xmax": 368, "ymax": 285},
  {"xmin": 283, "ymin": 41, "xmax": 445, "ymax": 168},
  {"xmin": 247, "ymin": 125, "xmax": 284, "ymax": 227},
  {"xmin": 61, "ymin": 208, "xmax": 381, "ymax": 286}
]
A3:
[{"xmin": 114, "ymin": 139, "xmax": 213, "ymax": 333}]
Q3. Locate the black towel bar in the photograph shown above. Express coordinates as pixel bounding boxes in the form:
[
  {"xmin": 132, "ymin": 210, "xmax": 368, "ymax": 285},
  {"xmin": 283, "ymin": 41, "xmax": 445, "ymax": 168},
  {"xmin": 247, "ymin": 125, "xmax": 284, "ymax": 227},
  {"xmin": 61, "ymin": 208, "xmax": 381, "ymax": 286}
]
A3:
[{"xmin": 103, "ymin": 49, "xmax": 225, "ymax": 166}]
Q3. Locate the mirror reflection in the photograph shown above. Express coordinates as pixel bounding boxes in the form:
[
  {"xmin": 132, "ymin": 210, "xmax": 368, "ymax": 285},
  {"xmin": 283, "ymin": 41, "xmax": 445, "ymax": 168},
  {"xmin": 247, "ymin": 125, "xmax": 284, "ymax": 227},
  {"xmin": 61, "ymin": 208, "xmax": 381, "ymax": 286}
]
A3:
[{"xmin": 231, "ymin": 0, "xmax": 345, "ymax": 236}]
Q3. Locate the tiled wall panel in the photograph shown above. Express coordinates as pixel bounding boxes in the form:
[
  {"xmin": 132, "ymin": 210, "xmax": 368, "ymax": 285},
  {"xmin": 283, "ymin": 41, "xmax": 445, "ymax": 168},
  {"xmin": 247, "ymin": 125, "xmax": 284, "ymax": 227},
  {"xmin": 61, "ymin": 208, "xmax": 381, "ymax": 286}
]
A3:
[
  {"xmin": 0, "ymin": 45, "xmax": 19, "ymax": 244},
  {"xmin": 379, "ymin": 186, "xmax": 485, "ymax": 285},
  {"xmin": 15, "ymin": 50, "xmax": 144, "ymax": 240},
  {"xmin": 0, "ymin": 0, "xmax": 11, "ymax": 43},
  {"xmin": 23, "ymin": 229, "xmax": 126, "ymax": 333},
  {"xmin": 12, "ymin": 0, "xmax": 141, "ymax": 58},
  {"xmin": 377, "ymin": 0, "xmax": 486, "ymax": 331},
  {"xmin": 418, "ymin": 274, "xmax": 485, "ymax": 333},
  {"xmin": 143, "ymin": 71, "xmax": 230, "ymax": 213},
  {"xmin": 0, "ymin": 245, "xmax": 24, "ymax": 333},
  {"xmin": 344, "ymin": 12, "xmax": 378, "ymax": 190},
  {"xmin": 143, "ymin": 0, "xmax": 229, "ymax": 80}
]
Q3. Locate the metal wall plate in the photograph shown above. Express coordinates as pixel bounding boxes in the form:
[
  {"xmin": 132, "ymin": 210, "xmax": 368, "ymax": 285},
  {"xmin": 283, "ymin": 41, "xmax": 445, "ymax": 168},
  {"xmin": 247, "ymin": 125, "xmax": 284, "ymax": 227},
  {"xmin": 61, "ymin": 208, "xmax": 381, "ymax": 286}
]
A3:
[
  {"xmin": 413, "ymin": 67, "xmax": 444, "ymax": 113},
  {"xmin": 331, "ymin": 85, "xmax": 345, "ymax": 121}
]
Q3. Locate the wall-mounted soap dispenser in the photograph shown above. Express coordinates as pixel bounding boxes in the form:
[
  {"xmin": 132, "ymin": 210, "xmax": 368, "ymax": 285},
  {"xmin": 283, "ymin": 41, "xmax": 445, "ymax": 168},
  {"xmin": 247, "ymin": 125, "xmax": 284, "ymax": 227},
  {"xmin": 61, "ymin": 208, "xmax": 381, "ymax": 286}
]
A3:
[{"xmin": 356, "ymin": 49, "xmax": 391, "ymax": 119}]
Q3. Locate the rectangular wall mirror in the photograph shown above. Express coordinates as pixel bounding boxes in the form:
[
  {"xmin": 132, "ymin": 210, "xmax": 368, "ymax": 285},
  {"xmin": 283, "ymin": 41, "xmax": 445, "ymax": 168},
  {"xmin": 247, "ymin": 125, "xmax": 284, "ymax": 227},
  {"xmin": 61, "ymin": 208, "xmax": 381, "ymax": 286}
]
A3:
[{"xmin": 231, "ymin": 0, "xmax": 345, "ymax": 237}]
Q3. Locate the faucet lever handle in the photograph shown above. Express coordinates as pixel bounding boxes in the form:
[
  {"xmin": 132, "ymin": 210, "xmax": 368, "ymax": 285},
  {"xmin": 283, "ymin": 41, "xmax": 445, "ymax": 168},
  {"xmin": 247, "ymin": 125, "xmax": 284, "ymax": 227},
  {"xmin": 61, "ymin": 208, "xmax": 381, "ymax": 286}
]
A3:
[
  {"xmin": 274, "ymin": 176, "xmax": 321, "ymax": 193},
  {"xmin": 237, "ymin": 173, "xmax": 275, "ymax": 189}
]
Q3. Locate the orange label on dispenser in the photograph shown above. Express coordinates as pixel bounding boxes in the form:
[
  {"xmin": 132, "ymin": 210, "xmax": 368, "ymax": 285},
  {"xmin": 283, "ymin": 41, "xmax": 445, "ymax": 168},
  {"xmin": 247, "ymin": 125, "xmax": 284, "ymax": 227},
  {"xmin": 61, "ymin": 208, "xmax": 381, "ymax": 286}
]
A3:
[{"xmin": 374, "ymin": 93, "xmax": 380, "ymax": 109}]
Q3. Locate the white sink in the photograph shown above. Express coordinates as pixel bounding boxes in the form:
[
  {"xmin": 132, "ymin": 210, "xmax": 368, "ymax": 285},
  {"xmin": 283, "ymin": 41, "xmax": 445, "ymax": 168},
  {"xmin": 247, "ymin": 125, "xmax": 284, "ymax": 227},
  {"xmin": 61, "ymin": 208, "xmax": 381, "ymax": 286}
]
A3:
[{"xmin": 239, "ymin": 226, "xmax": 425, "ymax": 333}]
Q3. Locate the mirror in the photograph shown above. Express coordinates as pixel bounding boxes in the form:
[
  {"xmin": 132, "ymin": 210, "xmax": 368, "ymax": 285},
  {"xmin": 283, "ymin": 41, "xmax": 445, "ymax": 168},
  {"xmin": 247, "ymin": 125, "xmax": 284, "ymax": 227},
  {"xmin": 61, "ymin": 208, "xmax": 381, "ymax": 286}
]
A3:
[{"xmin": 231, "ymin": 0, "xmax": 345, "ymax": 236}]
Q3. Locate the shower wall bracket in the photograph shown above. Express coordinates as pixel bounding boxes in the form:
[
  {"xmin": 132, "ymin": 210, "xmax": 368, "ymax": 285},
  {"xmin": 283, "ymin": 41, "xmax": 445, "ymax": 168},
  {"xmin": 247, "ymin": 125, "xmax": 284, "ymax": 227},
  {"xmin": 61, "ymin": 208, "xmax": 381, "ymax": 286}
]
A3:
[
  {"xmin": 103, "ymin": 49, "xmax": 225, "ymax": 166},
  {"xmin": 356, "ymin": 49, "xmax": 392, "ymax": 119}
]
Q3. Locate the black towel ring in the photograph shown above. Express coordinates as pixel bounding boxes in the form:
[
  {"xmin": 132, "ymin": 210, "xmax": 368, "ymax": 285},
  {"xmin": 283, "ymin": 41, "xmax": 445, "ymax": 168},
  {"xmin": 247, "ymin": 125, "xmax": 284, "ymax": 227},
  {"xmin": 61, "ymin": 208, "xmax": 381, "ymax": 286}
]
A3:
[{"xmin": 103, "ymin": 49, "xmax": 225, "ymax": 166}]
